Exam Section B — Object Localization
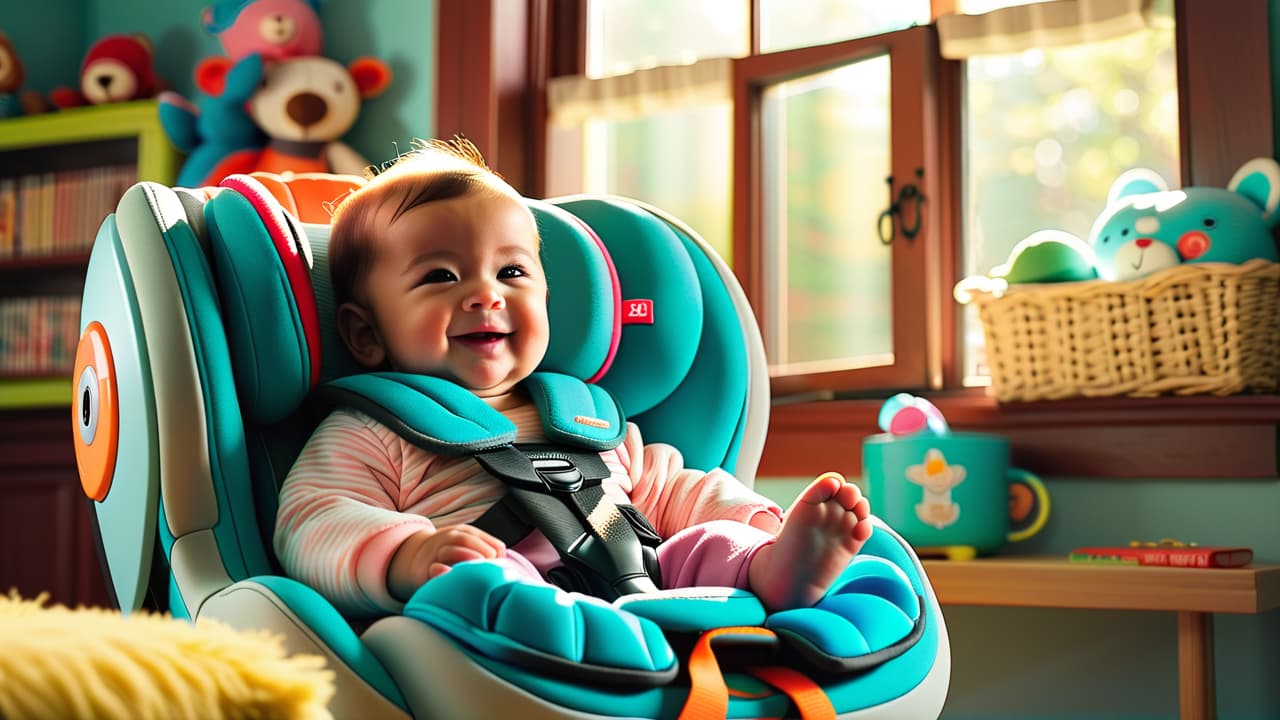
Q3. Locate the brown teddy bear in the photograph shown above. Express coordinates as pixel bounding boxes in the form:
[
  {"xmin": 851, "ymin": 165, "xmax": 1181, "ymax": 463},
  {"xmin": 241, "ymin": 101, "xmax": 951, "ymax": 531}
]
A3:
[
  {"xmin": 0, "ymin": 31, "xmax": 47, "ymax": 116},
  {"xmin": 49, "ymin": 33, "xmax": 166, "ymax": 109}
]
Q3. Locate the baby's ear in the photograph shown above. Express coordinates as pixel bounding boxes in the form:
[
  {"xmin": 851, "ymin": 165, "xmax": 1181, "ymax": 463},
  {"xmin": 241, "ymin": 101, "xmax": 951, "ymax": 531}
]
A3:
[{"xmin": 337, "ymin": 302, "xmax": 387, "ymax": 368}]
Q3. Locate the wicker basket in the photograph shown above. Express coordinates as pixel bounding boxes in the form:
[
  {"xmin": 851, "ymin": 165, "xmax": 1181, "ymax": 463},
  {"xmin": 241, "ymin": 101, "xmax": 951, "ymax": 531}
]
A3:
[{"xmin": 960, "ymin": 259, "xmax": 1280, "ymax": 402}]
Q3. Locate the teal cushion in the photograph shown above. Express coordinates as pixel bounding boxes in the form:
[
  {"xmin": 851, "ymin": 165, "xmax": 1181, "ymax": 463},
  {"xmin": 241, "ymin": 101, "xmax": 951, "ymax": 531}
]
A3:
[
  {"xmin": 119, "ymin": 183, "xmax": 271, "ymax": 587},
  {"xmin": 322, "ymin": 373, "xmax": 518, "ymax": 453},
  {"xmin": 615, "ymin": 587, "xmax": 766, "ymax": 633},
  {"xmin": 630, "ymin": 213, "xmax": 749, "ymax": 471},
  {"xmin": 404, "ymin": 561, "xmax": 677, "ymax": 681},
  {"xmin": 529, "ymin": 200, "xmax": 618, "ymax": 381},
  {"xmin": 205, "ymin": 182, "xmax": 312, "ymax": 424},
  {"xmin": 552, "ymin": 198, "xmax": 703, "ymax": 416}
]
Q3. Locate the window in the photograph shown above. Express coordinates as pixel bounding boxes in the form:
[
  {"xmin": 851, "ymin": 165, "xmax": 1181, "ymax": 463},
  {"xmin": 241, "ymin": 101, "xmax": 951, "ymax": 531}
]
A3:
[
  {"xmin": 544, "ymin": 1, "xmax": 941, "ymax": 395},
  {"xmin": 435, "ymin": 0, "xmax": 1273, "ymax": 405},
  {"xmin": 952, "ymin": 0, "xmax": 1179, "ymax": 383}
]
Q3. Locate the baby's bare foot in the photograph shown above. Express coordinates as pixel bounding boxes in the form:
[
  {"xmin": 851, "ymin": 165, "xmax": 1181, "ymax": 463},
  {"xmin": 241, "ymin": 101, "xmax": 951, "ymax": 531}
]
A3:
[{"xmin": 748, "ymin": 472, "xmax": 872, "ymax": 612}]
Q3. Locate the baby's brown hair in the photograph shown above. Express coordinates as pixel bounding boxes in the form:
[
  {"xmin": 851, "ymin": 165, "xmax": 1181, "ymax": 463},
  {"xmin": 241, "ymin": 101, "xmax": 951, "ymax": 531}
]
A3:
[{"xmin": 328, "ymin": 137, "xmax": 523, "ymax": 307}]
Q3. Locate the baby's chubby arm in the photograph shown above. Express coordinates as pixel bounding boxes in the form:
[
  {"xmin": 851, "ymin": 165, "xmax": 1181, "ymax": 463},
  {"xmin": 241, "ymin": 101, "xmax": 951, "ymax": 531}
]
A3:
[
  {"xmin": 613, "ymin": 423, "xmax": 784, "ymax": 538},
  {"xmin": 387, "ymin": 525, "xmax": 507, "ymax": 601}
]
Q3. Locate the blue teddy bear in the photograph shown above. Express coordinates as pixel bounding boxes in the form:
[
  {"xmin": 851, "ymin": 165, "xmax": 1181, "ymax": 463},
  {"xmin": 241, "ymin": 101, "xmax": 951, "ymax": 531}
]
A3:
[
  {"xmin": 1091, "ymin": 157, "xmax": 1280, "ymax": 281},
  {"xmin": 157, "ymin": 53, "xmax": 267, "ymax": 188}
]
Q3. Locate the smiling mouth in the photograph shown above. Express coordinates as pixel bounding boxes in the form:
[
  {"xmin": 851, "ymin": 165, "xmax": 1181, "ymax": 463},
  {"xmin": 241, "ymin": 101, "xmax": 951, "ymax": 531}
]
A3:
[{"xmin": 457, "ymin": 332, "xmax": 509, "ymax": 342}]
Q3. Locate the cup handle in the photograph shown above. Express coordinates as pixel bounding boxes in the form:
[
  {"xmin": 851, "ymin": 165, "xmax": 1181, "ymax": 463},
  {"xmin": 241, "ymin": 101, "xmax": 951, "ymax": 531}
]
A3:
[{"xmin": 1006, "ymin": 468, "xmax": 1050, "ymax": 542}]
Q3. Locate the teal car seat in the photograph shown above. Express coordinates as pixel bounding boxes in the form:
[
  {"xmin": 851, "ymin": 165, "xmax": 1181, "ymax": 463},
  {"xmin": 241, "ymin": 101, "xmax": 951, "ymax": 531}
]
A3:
[{"xmin": 71, "ymin": 172, "xmax": 951, "ymax": 719}]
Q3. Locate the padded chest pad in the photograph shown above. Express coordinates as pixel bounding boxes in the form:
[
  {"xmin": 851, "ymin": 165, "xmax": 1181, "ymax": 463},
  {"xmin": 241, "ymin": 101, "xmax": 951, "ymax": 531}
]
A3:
[{"xmin": 320, "ymin": 372, "xmax": 625, "ymax": 454}]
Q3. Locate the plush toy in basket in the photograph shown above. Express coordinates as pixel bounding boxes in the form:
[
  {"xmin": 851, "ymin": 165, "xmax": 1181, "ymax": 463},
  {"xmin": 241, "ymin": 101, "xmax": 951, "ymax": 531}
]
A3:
[{"xmin": 955, "ymin": 157, "xmax": 1280, "ymax": 402}]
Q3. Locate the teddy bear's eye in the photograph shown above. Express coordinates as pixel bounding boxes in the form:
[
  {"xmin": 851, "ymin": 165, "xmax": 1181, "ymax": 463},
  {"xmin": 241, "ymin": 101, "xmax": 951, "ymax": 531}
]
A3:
[
  {"xmin": 1121, "ymin": 228, "xmax": 1129, "ymax": 237},
  {"xmin": 1101, "ymin": 235, "xmax": 1110, "ymax": 244},
  {"xmin": 1203, "ymin": 218, "xmax": 1217, "ymax": 228}
]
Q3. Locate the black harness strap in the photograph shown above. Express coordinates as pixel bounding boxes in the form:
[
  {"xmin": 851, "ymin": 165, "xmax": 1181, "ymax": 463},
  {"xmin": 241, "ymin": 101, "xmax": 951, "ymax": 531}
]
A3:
[{"xmin": 471, "ymin": 444, "xmax": 662, "ymax": 600}]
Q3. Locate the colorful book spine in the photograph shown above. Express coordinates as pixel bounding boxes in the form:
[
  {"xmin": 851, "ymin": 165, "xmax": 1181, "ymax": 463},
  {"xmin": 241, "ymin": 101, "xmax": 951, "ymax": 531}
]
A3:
[{"xmin": 1070, "ymin": 546, "xmax": 1253, "ymax": 569}]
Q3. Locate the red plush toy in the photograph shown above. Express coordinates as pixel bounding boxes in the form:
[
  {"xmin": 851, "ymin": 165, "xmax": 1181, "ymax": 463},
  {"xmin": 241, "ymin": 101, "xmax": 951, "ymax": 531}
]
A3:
[{"xmin": 50, "ymin": 33, "xmax": 165, "ymax": 109}]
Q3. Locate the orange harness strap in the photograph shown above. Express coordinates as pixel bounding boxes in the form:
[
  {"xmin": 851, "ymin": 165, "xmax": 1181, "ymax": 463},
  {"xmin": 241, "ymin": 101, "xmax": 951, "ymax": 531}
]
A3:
[{"xmin": 676, "ymin": 626, "xmax": 836, "ymax": 720}]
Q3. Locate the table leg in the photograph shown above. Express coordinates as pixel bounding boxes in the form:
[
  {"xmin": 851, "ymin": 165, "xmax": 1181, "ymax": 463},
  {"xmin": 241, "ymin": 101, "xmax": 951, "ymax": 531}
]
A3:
[{"xmin": 1177, "ymin": 611, "xmax": 1215, "ymax": 720}]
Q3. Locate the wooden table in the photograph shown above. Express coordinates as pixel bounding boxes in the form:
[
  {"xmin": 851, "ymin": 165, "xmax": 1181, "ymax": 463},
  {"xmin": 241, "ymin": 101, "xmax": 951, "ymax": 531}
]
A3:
[{"xmin": 921, "ymin": 556, "xmax": 1280, "ymax": 720}]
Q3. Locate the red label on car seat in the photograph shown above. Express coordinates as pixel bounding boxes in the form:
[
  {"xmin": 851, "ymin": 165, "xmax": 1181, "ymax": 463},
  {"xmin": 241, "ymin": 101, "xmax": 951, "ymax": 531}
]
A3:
[{"xmin": 621, "ymin": 299, "xmax": 654, "ymax": 325}]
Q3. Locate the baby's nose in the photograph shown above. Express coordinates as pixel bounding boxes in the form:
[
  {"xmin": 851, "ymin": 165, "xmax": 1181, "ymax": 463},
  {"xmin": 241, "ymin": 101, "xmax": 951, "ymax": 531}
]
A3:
[{"xmin": 465, "ymin": 284, "xmax": 505, "ymax": 310}]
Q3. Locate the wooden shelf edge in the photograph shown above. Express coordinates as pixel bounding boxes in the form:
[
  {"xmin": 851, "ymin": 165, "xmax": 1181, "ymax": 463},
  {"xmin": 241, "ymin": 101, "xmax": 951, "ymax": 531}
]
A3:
[
  {"xmin": 0, "ymin": 100, "xmax": 163, "ymax": 151},
  {"xmin": 760, "ymin": 394, "xmax": 1280, "ymax": 479},
  {"xmin": 921, "ymin": 556, "xmax": 1280, "ymax": 615},
  {"xmin": 0, "ymin": 377, "xmax": 73, "ymax": 409}
]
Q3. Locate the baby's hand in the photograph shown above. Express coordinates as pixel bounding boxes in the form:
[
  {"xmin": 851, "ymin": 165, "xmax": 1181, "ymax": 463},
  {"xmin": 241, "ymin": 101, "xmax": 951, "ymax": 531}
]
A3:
[{"xmin": 389, "ymin": 525, "xmax": 506, "ymax": 600}]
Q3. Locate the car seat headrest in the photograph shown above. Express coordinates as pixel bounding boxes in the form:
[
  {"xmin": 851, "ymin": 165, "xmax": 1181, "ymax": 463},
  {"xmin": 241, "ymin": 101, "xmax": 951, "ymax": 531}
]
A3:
[
  {"xmin": 551, "ymin": 198, "xmax": 704, "ymax": 417},
  {"xmin": 201, "ymin": 176, "xmax": 648, "ymax": 424},
  {"xmin": 529, "ymin": 199, "xmax": 620, "ymax": 382},
  {"xmin": 204, "ymin": 175, "xmax": 328, "ymax": 424}
]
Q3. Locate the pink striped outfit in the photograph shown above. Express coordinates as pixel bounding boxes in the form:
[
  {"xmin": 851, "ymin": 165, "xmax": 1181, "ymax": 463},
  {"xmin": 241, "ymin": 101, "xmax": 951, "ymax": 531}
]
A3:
[{"xmin": 274, "ymin": 391, "xmax": 784, "ymax": 618}]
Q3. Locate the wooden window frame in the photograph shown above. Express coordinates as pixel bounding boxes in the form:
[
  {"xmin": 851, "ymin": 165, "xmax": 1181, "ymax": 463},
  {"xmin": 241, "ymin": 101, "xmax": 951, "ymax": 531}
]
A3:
[
  {"xmin": 435, "ymin": 0, "xmax": 1280, "ymax": 479},
  {"xmin": 732, "ymin": 25, "xmax": 946, "ymax": 397}
]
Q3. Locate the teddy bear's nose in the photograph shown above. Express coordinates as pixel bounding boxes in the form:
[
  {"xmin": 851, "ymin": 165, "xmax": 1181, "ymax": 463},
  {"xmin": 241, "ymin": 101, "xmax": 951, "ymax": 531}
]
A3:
[
  {"xmin": 1135, "ymin": 238, "xmax": 1152, "ymax": 249},
  {"xmin": 96, "ymin": 75, "xmax": 113, "ymax": 90},
  {"xmin": 287, "ymin": 92, "xmax": 327, "ymax": 128}
]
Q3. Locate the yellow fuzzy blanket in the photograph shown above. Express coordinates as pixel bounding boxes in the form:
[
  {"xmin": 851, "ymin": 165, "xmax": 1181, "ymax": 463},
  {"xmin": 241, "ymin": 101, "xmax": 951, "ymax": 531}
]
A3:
[{"xmin": 0, "ymin": 592, "xmax": 334, "ymax": 720}]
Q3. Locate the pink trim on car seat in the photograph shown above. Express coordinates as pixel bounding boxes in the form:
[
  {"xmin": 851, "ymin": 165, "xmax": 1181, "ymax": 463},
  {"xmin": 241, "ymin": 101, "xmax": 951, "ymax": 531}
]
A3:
[
  {"xmin": 219, "ymin": 175, "xmax": 323, "ymax": 388},
  {"xmin": 564, "ymin": 214, "xmax": 622, "ymax": 383}
]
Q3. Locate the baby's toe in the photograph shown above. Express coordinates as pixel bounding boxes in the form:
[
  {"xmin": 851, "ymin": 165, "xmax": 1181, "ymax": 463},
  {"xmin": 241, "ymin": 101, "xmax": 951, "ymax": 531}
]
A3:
[
  {"xmin": 800, "ymin": 472, "xmax": 845, "ymax": 505},
  {"xmin": 833, "ymin": 481, "xmax": 864, "ymax": 511}
]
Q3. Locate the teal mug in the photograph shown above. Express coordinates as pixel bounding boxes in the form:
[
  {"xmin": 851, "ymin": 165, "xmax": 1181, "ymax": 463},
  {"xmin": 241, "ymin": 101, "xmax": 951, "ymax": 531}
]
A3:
[{"xmin": 862, "ymin": 431, "xmax": 1050, "ymax": 560}]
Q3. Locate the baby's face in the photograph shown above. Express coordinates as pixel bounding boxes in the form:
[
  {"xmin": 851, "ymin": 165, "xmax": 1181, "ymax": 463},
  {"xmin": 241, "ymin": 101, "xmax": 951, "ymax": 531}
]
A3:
[{"xmin": 359, "ymin": 190, "xmax": 549, "ymax": 397}]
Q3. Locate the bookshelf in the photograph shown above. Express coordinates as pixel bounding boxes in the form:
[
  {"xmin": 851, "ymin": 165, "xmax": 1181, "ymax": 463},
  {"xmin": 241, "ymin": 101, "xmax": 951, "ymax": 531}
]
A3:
[
  {"xmin": 0, "ymin": 99, "xmax": 177, "ymax": 409},
  {"xmin": 0, "ymin": 100, "xmax": 177, "ymax": 610}
]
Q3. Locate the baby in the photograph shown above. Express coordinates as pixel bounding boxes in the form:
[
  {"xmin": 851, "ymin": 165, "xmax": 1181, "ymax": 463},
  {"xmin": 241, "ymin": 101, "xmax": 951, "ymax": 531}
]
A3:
[{"xmin": 273, "ymin": 138, "xmax": 872, "ymax": 618}]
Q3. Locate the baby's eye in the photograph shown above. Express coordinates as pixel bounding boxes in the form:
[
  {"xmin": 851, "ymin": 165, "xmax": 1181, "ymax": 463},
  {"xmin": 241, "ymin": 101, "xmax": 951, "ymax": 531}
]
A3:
[
  {"xmin": 498, "ymin": 265, "xmax": 528, "ymax": 279},
  {"xmin": 419, "ymin": 268, "xmax": 457, "ymax": 284}
]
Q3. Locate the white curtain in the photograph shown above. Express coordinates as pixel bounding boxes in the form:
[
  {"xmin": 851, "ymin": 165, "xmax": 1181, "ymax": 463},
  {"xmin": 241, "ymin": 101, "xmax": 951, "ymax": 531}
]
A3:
[
  {"xmin": 546, "ymin": 57, "xmax": 733, "ymax": 128},
  {"xmin": 936, "ymin": 0, "xmax": 1166, "ymax": 59}
]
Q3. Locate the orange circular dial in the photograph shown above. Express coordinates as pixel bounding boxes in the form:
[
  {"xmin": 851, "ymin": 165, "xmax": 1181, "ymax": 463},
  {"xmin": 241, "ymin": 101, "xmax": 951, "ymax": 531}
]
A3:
[{"xmin": 72, "ymin": 321, "xmax": 119, "ymax": 502}]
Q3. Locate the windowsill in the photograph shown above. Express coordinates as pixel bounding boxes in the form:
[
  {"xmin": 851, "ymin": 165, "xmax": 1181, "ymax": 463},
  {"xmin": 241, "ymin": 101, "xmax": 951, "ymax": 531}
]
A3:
[{"xmin": 760, "ymin": 391, "xmax": 1280, "ymax": 479}]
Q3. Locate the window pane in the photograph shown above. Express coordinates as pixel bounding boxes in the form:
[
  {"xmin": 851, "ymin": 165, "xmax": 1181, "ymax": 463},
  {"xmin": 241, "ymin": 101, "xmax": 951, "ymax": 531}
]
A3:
[
  {"xmin": 961, "ymin": 26, "xmax": 1178, "ymax": 383},
  {"xmin": 587, "ymin": 0, "xmax": 749, "ymax": 78},
  {"xmin": 762, "ymin": 55, "xmax": 893, "ymax": 371},
  {"xmin": 581, "ymin": 105, "xmax": 733, "ymax": 261},
  {"xmin": 760, "ymin": 0, "xmax": 930, "ymax": 53}
]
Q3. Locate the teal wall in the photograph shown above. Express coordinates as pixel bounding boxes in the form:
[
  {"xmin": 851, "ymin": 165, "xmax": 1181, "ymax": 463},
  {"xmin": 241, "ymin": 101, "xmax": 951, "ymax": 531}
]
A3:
[{"xmin": 1, "ymin": 0, "xmax": 434, "ymax": 170}]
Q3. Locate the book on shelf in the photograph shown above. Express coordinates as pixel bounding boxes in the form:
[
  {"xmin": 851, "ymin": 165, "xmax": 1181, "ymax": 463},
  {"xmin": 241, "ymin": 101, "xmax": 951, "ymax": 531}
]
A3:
[
  {"xmin": 0, "ymin": 164, "xmax": 135, "ymax": 259},
  {"xmin": 1069, "ymin": 545, "xmax": 1253, "ymax": 569}
]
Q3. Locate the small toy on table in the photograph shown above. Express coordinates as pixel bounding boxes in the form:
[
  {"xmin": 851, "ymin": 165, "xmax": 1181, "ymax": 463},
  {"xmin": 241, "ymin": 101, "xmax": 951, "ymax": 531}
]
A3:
[{"xmin": 865, "ymin": 394, "xmax": 1051, "ymax": 561}]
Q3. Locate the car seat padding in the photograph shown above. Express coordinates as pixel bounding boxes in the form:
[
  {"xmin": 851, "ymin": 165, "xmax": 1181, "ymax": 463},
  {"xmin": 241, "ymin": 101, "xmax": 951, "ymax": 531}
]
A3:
[
  {"xmin": 628, "ymin": 215, "xmax": 749, "ymax": 472},
  {"xmin": 552, "ymin": 198, "xmax": 704, "ymax": 417},
  {"xmin": 529, "ymin": 199, "xmax": 620, "ymax": 382},
  {"xmin": 205, "ymin": 175, "xmax": 320, "ymax": 424}
]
